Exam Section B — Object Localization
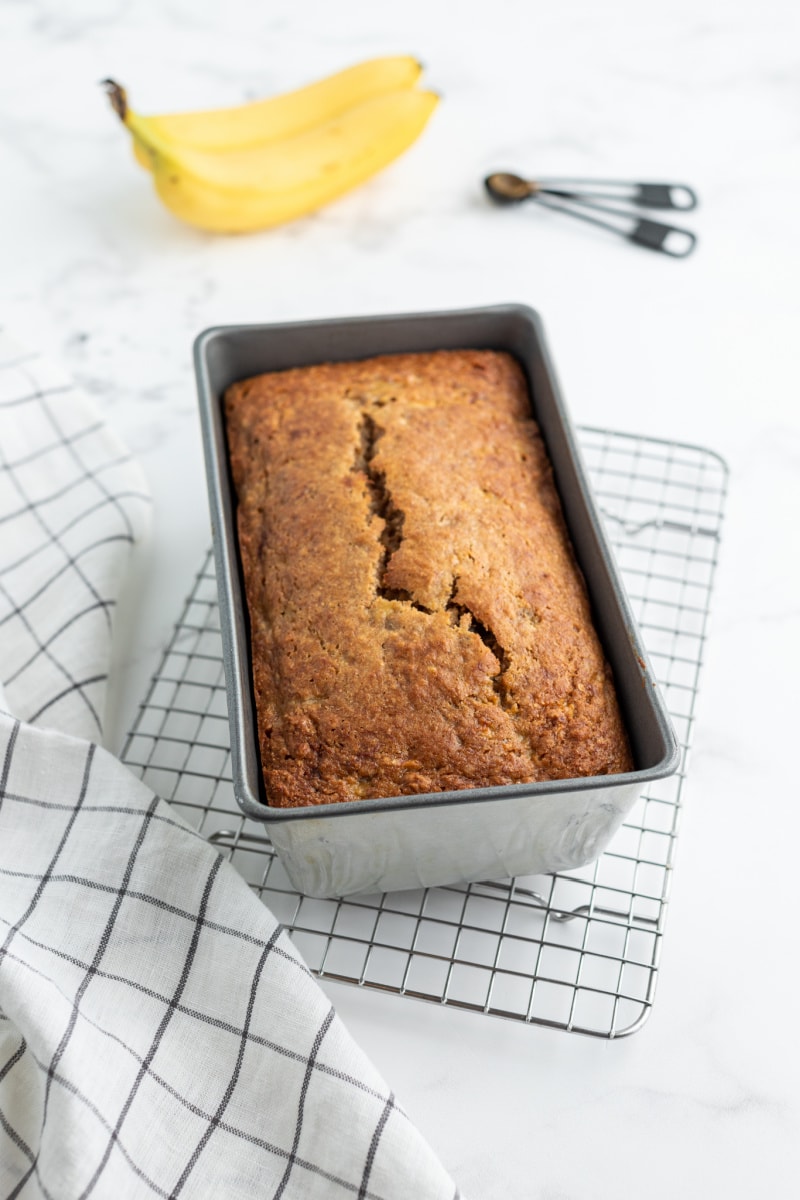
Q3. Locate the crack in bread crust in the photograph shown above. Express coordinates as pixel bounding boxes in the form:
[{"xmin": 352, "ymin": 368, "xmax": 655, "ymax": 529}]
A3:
[
  {"xmin": 445, "ymin": 576, "xmax": 513, "ymax": 712},
  {"xmin": 357, "ymin": 416, "xmax": 517, "ymax": 718}
]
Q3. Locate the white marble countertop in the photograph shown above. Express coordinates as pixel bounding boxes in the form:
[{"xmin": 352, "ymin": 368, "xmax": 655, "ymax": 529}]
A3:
[{"xmin": 3, "ymin": 1, "xmax": 799, "ymax": 1195}]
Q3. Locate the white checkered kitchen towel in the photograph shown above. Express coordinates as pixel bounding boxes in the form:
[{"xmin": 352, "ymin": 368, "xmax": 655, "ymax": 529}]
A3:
[{"xmin": 0, "ymin": 332, "xmax": 461, "ymax": 1200}]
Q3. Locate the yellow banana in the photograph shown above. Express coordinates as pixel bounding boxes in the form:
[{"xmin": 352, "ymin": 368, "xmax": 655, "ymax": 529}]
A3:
[
  {"xmin": 107, "ymin": 84, "xmax": 439, "ymax": 234},
  {"xmin": 107, "ymin": 56, "xmax": 422, "ymax": 158}
]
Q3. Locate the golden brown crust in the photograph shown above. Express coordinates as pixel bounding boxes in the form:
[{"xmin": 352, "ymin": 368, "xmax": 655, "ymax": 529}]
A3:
[{"xmin": 224, "ymin": 349, "xmax": 633, "ymax": 807}]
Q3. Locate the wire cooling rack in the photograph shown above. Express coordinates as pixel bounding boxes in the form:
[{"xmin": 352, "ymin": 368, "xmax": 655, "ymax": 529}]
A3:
[{"xmin": 122, "ymin": 427, "xmax": 727, "ymax": 1039}]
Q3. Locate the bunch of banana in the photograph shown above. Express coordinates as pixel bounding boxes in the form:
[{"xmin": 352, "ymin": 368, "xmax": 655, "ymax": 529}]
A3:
[{"xmin": 104, "ymin": 57, "xmax": 438, "ymax": 234}]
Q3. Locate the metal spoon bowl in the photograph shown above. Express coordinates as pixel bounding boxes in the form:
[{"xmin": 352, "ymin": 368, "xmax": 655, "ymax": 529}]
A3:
[{"xmin": 484, "ymin": 172, "xmax": 539, "ymax": 204}]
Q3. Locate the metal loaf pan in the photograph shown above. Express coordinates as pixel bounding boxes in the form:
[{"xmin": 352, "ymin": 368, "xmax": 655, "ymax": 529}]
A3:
[{"xmin": 194, "ymin": 305, "xmax": 680, "ymax": 898}]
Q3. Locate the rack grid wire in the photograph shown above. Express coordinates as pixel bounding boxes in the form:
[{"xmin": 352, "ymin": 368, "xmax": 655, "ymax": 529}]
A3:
[{"xmin": 122, "ymin": 427, "xmax": 727, "ymax": 1039}]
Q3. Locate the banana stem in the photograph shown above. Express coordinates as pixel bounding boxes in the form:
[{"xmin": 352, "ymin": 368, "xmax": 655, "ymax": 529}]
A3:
[
  {"xmin": 102, "ymin": 79, "xmax": 128, "ymax": 122},
  {"xmin": 100, "ymin": 81, "xmax": 174, "ymax": 171}
]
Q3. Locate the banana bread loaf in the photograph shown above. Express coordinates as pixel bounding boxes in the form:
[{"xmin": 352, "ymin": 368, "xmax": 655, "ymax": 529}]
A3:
[{"xmin": 224, "ymin": 349, "xmax": 633, "ymax": 807}]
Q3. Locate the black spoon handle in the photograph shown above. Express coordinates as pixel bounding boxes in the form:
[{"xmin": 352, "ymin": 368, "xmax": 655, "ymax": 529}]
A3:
[
  {"xmin": 533, "ymin": 194, "xmax": 697, "ymax": 258},
  {"xmin": 536, "ymin": 179, "xmax": 698, "ymax": 212}
]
